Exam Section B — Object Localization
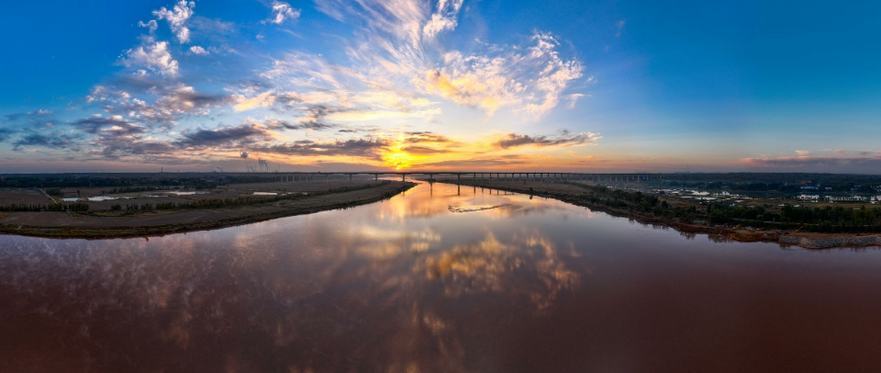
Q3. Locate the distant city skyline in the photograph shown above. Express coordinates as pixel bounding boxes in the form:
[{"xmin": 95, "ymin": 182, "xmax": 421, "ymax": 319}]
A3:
[{"xmin": 1, "ymin": 0, "xmax": 880, "ymax": 173}]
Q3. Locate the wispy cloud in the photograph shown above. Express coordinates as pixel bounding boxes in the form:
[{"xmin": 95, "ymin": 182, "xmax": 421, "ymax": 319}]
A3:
[
  {"xmin": 73, "ymin": 114, "xmax": 146, "ymax": 136},
  {"xmin": 313, "ymin": 0, "xmax": 584, "ymax": 119},
  {"xmin": 413, "ymin": 32, "xmax": 583, "ymax": 119},
  {"xmin": 742, "ymin": 155, "xmax": 881, "ymax": 169},
  {"xmin": 423, "ymin": 0, "xmax": 463, "ymax": 38},
  {"xmin": 260, "ymin": 118, "xmax": 335, "ymax": 131},
  {"xmin": 0, "ymin": 0, "xmax": 598, "ymax": 171},
  {"xmin": 404, "ymin": 131, "xmax": 454, "ymax": 144},
  {"xmin": 421, "ymin": 158, "xmax": 528, "ymax": 167},
  {"xmin": 401, "ymin": 145, "xmax": 450, "ymax": 155},
  {"xmin": 493, "ymin": 131, "xmax": 601, "ymax": 149},
  {"xmin": 740, "ymin": 150, "xmax": 881, "ymax": 171},
  {"xmin": 138, "ymin": 19, "xmax": 158, "ymax": 33}
]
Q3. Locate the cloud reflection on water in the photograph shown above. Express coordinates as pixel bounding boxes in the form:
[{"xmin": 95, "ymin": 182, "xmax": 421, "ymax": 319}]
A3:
[
  {"xmin": 422, "ymin": 229, "xmax": 579, "ymax": 310},
  {"xmin": 0, "ymin": 182, "xmax": 583, "ymax": 372}
]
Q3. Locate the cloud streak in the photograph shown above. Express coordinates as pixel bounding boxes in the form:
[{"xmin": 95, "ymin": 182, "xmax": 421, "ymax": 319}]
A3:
[
  {"xmin": 252, "ymin": 138, "xmax": 389, "ymax": 158},
  {"xmin": 741, "ymin": 155, "xmax": 881, "ymax": 169},
  {"xmin": 494, "ymin": 131, "xmax": 601, "ymax": 149},
  {"xmin": 177, "ymin": 123, "xmax": 272, "ymax": 148},
  {"xmin": 13, "ymin": 133, "xmax": 82, "ymax": 152}
]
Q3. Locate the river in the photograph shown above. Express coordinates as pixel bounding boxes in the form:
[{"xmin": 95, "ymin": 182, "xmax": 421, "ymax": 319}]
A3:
[{"xmin": 2, "ymin": 181, "xmax": 881, "ymax": 372}]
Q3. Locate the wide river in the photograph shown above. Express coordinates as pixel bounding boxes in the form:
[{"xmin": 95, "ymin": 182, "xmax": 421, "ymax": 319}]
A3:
[{"xmin": 2, "ymin": 182, "xmax": 881, "ymax": 372}]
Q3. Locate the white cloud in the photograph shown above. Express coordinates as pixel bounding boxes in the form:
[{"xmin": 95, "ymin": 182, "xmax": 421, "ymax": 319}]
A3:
[
  {"xmin": 311, "ymin": 1, "xmax": 584, "ymax": 120},
  {"xmin": 520, "ymin": 32, "xmax": 584, "ymax": 119},
  {"xmin": 58, "ymin": 0, "xmax": 592, "ymax": 166},
  {"xmin": 26, "ymin": 109, "xmax": 53, "ymax": 116},
  {"xmin": 88, "ymin": 84, "xmax": 230, "ymax": 129},
  {"xmin": 415, "ymin": 58, "xmax": 522, "ymax": 117},
  {"xmin": 122, "ymin": 39, "xmax": 179, "ymax": 77},
  {"xmin": 189, "ymin": 46, "xmax": 209, "ymax": 55},
  {"xmin": 266, "ymin": 1, "xmax": 301, "ymax": 24},
  {"xmin": 233, "ymin": 91, "xmax": 278, "ymax": 111},
  {"xmin": 153, "ymin": 1, "xmax": 195, "ymax": 43},
  {"xmin": 795, "ymin": 150, "xmax": 811, "ymax": 157},
  {"xmin": 138, "ymin": 20, "xmax": 158, "ymax": 33},
  {"xmin": 423, "ymin": 0, "xmax": 463, "ymax": 38},
  {"xmin": 412, "ymin": 32, "xmax": 583, "ymax": 119}
]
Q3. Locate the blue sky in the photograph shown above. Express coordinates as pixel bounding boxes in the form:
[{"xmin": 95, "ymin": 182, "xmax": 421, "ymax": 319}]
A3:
[{"xmin": 1, "ymin": 0, "xmax": 879, "ymax": 173}]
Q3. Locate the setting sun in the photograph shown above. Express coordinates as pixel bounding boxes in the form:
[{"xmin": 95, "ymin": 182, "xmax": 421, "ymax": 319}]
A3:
[{"xmin": 383, "ymin": 151, "xmax": 413, "ymax": 170}]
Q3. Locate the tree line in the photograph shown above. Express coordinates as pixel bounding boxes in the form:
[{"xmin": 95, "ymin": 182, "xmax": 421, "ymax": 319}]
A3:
[
  {"xmin": 0, "ymin": 203, "xmax": 90, "ymax": 212},
  {"xmin": 567, "ymin": 183, "xmax": 881, "ymax": 233}
]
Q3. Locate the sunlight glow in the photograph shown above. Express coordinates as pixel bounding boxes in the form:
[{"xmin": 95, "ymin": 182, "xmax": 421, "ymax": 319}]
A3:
[{"xmin": 384, "ymin": 152, "xmax": 413, "ymax": 170}]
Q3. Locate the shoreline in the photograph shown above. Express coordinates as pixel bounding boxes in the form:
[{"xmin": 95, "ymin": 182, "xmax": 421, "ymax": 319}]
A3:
[
  {"xmin": 0, "ymin": 181, "xmax": 416, "ymax": 239},
  {"xmin": 439, "ymin": 179, "xmax": 881, "ymax": 250}
]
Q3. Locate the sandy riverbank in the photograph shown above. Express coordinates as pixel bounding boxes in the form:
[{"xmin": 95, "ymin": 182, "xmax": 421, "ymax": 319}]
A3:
[
  {"xmin": 0, "ymin": 181, "xmax": 415, "ymax": 239},
  {"xmin": 438, "ymin": 179, "xmax": 881, "ymax": 250}
]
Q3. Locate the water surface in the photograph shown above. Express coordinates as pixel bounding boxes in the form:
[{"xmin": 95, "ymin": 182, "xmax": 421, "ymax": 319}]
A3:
[{"xmin": 2, "ymin": 182, "xmax": 881, "ymax": 372}]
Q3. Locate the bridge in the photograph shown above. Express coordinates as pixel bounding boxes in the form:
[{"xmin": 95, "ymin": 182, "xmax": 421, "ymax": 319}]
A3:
[
  {"xmin": 1, "ymin": 171, "xmax": 694, "ymax": 183},
  {"xmin": 166, "ymin": 171, "xmax": 683, "ymax": 183}
]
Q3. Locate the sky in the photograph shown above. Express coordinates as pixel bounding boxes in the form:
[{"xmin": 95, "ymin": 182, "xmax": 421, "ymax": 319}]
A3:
[{"xmin": 1, "ymin": 0, "xmax": 880, "ymax": 173}]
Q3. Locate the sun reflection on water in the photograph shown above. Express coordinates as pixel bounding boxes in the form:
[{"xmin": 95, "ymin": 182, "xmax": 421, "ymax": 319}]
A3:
[{"xmin": 0, "ymin": 182, "xmax": 584, "ymax": 372}]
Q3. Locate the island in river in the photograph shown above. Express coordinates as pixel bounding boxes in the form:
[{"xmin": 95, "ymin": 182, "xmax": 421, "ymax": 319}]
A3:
[{"xmin": 0, "ymin": 177, "xmax": 415, "ymax": 238}]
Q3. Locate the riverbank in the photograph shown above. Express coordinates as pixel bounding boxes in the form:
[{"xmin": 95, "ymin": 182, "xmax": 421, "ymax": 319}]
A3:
[
  {"xmin": 0, "ymin": 181, "xmax": 415, "ymax": 239},
  {"xmin": 439, "ymin": 179, "xmax": 881, "ymax": 249}
]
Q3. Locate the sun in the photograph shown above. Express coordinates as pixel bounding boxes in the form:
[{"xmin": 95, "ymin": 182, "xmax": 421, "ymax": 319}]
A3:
[
  {"xmin": 384, "ymin": 151, "xmax": 413, "ymax": 170},
  {"xmin": 382, "ymin": 133, "xmax": 416, "ymax": 170}
]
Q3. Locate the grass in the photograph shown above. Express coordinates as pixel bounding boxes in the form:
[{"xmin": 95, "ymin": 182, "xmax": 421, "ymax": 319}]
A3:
[{"xmin": 0, "ymin": 182, "xmax": 416, "ymax": 239}]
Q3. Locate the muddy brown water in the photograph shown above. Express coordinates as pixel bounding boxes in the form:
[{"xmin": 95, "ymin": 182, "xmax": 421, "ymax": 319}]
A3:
[{"xmin": 2, "ymin": 182, "xmax": 881, "ymax": 372}]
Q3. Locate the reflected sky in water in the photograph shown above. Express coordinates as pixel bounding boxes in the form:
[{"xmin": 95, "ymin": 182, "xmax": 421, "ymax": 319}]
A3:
[{"xmin": 3, "ymin": 182, "xmax": 881, "ymax": 372}]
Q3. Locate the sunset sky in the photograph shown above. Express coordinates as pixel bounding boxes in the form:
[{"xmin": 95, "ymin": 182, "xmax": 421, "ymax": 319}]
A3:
[{"xmin": 1, "ymin": 0, "xmax": 880, "ymax": 173}]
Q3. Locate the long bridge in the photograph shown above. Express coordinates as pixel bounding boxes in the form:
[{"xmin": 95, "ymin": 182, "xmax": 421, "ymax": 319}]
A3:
[
  {"xmin": 165, "ymin": 171, "xmax": 684, "ymax": 183},
  {"xmin": 1, "ymin": 171, "xmax": 697, "ymax": 183}
]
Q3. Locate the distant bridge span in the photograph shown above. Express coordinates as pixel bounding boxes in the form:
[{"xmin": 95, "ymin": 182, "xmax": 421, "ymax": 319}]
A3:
[
  {"xmin": 2, "ymin": 171, "xmax": 691, "ymax": 183},
  {"xmin": 155, "ymin": 171, "xmax": 682, "ymax": 183}
]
